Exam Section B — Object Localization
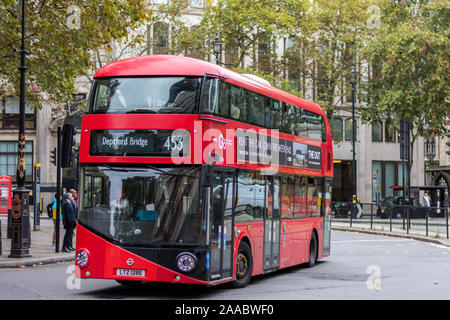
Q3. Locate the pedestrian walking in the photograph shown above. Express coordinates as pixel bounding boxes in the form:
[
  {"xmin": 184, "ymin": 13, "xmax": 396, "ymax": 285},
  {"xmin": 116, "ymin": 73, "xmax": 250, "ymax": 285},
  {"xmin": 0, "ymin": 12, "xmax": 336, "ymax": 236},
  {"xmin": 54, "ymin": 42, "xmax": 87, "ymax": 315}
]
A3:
[
  {"xmin": 423, "ymin": 192, "xmax": 432, "ymax": 219},
  {"xmin": 62, "ymin": 192, "xmax": 76, "ymax": 252}
]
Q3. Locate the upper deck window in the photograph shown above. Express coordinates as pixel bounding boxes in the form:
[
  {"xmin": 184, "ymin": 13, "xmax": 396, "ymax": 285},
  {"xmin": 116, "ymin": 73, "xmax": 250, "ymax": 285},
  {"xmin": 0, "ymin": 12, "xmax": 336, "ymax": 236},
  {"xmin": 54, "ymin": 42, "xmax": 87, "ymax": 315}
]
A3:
[{"xmin": 88, "ymin": 77, "xmax": 201, "ymax": 114}]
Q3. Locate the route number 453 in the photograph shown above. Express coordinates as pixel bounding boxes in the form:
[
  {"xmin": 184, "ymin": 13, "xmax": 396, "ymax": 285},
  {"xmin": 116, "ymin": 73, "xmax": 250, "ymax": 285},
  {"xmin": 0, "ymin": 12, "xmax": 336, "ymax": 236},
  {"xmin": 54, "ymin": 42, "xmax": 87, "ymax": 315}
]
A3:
[{"xmin": 164, "ymin": 135, "xmax": 184, "ymax": 151}]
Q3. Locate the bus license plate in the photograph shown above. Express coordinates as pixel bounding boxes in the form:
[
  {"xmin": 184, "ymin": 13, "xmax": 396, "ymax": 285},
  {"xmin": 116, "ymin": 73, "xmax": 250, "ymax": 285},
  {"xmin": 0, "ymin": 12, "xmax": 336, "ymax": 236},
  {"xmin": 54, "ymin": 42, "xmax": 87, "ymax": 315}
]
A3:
[{"xmin": 116, "ymin": 269, "xmax": 146, "ymax": 277}]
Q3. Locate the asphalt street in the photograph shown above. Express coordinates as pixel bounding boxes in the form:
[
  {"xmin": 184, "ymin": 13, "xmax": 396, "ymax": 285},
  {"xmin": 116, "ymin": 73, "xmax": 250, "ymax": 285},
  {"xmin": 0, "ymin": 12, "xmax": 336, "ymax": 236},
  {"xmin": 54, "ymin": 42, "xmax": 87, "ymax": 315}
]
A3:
[{"xmin": 0, "ymin": 230, "xmax": 448, "ymax": 300}]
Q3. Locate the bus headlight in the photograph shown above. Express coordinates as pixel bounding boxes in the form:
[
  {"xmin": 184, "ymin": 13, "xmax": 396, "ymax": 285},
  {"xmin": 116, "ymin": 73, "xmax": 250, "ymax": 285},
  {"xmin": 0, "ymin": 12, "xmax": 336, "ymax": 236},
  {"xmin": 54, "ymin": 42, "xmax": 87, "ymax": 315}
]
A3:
[
  {"xmin": 176, "ymin": 252, "xmax": 197, "ymax": 272},
  {"xmin": 76, "ymin": 250, "xmax": 89, "ymax": 268}
]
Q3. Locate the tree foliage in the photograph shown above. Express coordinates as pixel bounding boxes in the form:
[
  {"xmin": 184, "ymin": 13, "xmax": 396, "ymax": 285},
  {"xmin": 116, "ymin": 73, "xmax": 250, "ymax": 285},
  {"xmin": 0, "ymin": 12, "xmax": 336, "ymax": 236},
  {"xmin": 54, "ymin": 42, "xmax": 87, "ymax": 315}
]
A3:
[
  {"xmin": 360, "ymin": 0, "xmax": 449, "ymax": 160},
  {"xmin": 0, "ymin": 0, "xmax": 152, "ymax": 109}
]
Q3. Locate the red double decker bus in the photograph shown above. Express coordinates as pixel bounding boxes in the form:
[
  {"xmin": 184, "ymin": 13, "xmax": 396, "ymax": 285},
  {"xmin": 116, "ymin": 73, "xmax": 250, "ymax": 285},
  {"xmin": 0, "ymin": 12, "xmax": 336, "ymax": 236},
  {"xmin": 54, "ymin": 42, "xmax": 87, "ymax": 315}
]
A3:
[{"xmin": 75, "ymin": 55, "xmax": 333, "ymax": 288}]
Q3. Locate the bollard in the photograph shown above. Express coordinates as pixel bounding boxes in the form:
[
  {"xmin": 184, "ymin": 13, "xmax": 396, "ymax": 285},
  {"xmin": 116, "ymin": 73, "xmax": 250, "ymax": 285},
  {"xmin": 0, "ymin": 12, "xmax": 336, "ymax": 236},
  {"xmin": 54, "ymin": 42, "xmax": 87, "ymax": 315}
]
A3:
[
  {"xmin": 446, "ymin": 208, "xmax": 448, "ymax": 240},
  {"xmin": 7, "ymin": 208, "xmax": 12, "ymax": 239},
  {"xmin": 350, "ymin": 203, "xmax": 353, "ymax": 228},
  {"xmin": 370, "ymin": 203, "xmax": 373, "ymax": 230},
  {"xmin": 389, "ymin": 207, "xmax": 392, "ymax": 232}
]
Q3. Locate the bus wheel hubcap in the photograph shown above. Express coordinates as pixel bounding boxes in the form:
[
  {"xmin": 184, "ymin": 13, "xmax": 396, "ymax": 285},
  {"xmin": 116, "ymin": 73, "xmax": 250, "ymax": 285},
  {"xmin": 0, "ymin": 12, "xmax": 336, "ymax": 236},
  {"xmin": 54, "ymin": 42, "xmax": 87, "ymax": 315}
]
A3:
[{"xmin": 236, "ymin": 253, "xmax": 248, "ymax": 278}]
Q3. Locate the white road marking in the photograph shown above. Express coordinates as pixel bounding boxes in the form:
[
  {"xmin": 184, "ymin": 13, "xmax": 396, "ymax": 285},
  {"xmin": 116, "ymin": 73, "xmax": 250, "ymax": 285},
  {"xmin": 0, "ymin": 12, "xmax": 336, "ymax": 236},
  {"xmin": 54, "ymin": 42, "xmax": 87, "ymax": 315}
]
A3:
[{"xmin": 332, "ymin": 240, "xmax": 408, "ymax": 243}]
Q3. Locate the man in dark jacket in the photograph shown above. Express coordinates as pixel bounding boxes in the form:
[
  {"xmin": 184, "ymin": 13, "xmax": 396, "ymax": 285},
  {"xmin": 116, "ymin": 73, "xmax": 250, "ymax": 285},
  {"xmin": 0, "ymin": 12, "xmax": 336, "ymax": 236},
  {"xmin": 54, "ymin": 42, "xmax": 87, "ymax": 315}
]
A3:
[{"xmin": 62, "ymin": 192, "xmax": 76, "ymax": 252}]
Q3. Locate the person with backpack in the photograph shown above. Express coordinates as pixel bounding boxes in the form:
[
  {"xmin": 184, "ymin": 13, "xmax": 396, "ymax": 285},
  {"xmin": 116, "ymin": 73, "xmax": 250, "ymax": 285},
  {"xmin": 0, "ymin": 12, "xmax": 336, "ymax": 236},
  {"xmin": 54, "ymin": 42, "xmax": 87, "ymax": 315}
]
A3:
[{"xmin": 50, "ymin": 193, "xmax": 62, "ymax": 246}]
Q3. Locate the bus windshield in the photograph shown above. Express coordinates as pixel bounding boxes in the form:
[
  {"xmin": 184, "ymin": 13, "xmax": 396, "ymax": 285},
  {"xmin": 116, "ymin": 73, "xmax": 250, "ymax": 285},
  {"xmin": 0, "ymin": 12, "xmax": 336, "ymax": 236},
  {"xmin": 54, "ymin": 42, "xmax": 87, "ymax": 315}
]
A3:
[
  {"xmin": 79, "ymin": 165, "xmax": 205, "ymax": 246},
  {"xmin": 89, "ymin": 77, "xmax": 201, "ymax": 114}
]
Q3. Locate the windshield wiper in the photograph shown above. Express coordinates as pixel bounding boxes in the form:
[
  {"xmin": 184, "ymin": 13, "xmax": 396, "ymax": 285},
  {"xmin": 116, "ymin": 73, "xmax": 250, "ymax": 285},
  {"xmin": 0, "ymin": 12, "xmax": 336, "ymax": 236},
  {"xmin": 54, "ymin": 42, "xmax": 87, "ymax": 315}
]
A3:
[
  {"xmin": 126, "ymin": 108, "xmax": 158, "ymax": 114},
  {"xmin": 100, "ymin": 165, "xmax": 145, "ymax": 172},
  {"xmin": 142, "ymin": 164, "xmax": 198, "ymax": 178}
]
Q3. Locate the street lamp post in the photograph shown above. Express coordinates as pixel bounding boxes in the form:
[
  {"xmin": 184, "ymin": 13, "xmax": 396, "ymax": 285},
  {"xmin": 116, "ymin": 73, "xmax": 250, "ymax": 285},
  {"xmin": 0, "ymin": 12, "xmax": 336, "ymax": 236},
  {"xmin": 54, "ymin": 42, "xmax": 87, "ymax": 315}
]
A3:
[
  {"xmin": 9, "ymin": 0, "xmax": 31, "ymax": 258},
  {"xmin": 350, "ymin": 67, "xmax": 357, "ymax": 202},
  {"xmin": 212, "ymin": 34, "xmax": 222, "ymax": 65}
]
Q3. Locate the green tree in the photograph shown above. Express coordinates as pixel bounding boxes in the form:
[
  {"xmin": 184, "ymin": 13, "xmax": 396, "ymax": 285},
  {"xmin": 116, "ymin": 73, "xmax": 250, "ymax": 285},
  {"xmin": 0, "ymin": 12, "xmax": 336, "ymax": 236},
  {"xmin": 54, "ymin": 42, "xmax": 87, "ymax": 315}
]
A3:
[
  {"xmin": 151, "ymin": 0, "xmax": 209, "ymax": 59},
  {"xmin": 199, "ymin": 0, "xmax": 300, "ymax": 70},
  {"xmin": 360, "ymin": 0, "xmax": 450, "ymax": 167},
  {"xmin": 0, "ymin": 0, "xmax": 152, "ymax": 109},
  {"xmin": 282, "ymin": 0, "xmax": 373, "ymax": 120}
]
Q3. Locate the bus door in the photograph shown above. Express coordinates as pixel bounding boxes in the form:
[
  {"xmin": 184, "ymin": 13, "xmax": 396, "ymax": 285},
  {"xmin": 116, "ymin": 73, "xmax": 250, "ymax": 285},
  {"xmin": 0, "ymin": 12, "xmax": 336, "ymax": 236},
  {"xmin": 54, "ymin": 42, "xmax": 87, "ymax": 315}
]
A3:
[
  {"xmin": 322, "ymin": 180, "xmax": 332, "ymax": 256},
  {"xmin": 263, "ymin": 176, "xmax": 281, "ymax": 270},
  {"xmin": 209, "ymin": 169, "xmax": 234, "ymax": 281}
]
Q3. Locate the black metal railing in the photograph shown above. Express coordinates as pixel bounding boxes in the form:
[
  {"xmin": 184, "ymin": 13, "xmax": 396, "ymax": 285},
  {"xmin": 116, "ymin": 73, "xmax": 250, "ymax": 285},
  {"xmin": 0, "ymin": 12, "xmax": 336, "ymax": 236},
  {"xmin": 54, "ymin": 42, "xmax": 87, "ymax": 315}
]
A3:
[{"xmin": 331, "ymin": 201, "xmax": 449, "ymax": 239}]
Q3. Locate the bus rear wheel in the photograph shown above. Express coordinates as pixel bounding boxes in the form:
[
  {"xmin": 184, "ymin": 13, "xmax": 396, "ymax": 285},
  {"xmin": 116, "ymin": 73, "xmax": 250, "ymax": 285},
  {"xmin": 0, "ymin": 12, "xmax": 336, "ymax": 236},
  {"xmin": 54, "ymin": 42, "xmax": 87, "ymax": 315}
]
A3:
[
  {"xmin": 307, "ymin": 232, "xmax": 318, "ymax": 268},
  {"xmin": 231, "ymin": 241, "xmax": 253, "ymax": 288}
]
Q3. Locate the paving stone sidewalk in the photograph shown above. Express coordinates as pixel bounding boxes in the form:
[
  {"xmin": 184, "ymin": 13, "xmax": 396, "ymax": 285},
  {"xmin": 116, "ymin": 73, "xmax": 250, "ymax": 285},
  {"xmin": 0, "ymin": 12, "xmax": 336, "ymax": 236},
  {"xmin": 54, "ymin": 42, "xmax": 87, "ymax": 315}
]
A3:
[{"xmin": 0, "ymin": 214, "xmax": 74, "ymax": 268}]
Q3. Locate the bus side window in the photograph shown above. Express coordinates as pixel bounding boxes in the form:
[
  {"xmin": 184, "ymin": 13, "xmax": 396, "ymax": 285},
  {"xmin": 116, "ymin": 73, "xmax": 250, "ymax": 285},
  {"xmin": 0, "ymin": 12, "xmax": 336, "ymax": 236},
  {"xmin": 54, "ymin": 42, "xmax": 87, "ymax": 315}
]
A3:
[
  {"xmin": 280, "ymin": 102, "xmax": 289, "ymax": 133},
  {"xmin": 200, "ymin": 78, "xmax": 219, "ymax": 114},
  {"xmin": 219, "ymin": 81, "xmax": 230, "ymax": 118},
  {"xmin": 294, "ymin": 176, "xmax": 308, "ymax": 218},
  {"xmin": 297, "ymin": 108, "xmax": 307, "ymax": 137},
  {"xmin": 304, "ymin": 110, "xmax": 322, "ymax": 141},
  {"xmin": 230, "ymin": 85, "xmax": 245, "ymax": 121},
  {"xmin": 287, "ymin": 104, "xmax": 297, "ymax": 135},
  {"xmin": 281, "ymin": 175, "xmax": 294, "ymax": 219},
  {"xmin": 247, "ymin": 91, "xmax": 265, "ymax": 127},
  {"xmin": 274, "ymin": 100, "xmax": 281, "ymax": 129},
  {"xmin": 321, "ymin": 116, "xmax": 327, "ymax": 142},
  {"xmin": 265, "ymin": 98, "xmax": 279, "ymax": 129},
  {"xmin": 84, "ymin": 175, "xmax": 92, "ymax": 208}
]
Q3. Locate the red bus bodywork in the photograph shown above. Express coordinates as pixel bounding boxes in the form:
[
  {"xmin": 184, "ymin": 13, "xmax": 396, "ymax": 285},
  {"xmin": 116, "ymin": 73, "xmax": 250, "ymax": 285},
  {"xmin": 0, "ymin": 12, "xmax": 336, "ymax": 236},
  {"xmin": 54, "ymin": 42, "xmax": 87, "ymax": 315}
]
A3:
[{"xmin": 76, "ymin": 55, "xmax": 332, "ymax": 286}]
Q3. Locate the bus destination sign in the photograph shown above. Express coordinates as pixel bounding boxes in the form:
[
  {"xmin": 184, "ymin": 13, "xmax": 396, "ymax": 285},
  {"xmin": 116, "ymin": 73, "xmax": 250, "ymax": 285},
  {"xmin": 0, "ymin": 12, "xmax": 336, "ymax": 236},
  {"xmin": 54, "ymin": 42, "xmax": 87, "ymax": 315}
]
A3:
[
  {"xmin": 90, "ymin": 129, "xmax": 190, "ymax": 157},
  {"xmin": 237, "ymin": 129, "xmax": 321, "ymax": 170}
]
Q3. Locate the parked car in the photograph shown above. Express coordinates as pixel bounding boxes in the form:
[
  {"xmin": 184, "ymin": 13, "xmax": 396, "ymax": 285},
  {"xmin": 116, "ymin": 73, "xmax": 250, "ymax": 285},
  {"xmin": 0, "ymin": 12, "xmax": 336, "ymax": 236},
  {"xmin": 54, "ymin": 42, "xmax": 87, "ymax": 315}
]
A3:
[{"xmin": 376, "ymin": 196, "xmax": 424, "ymax": 219}]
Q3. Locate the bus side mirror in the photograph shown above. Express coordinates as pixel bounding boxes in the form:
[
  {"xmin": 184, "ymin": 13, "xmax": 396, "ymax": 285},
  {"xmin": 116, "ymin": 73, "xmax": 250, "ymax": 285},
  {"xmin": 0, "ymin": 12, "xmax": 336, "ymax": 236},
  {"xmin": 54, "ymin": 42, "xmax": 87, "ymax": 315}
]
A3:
[{"xmin": 201, "ymin": 164, "xmax": 213, "ymax": 187}]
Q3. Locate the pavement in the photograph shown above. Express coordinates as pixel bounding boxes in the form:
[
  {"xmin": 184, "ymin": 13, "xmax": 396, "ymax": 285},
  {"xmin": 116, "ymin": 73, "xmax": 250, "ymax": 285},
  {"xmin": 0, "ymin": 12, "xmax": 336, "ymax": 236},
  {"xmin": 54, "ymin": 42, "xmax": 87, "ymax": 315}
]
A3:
[
  {"xmin": 332, "ymin": 219, "xmax": 450, "ymax": 247},
  {"xmin": 1, "ymin": 213, "xmax": 449, "ymax": 269},
  {"xmin": 0, "ymin": 213, "xmax": 75, "ymax": 268}
]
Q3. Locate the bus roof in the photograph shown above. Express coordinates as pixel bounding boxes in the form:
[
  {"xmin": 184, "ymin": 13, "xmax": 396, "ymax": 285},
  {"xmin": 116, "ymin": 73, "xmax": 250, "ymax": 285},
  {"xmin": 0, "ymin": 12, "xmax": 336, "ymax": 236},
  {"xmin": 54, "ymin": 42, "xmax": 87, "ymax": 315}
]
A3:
[{"xmin": 94, "ymin": 55, "xmax": 325, "ymax": 117}]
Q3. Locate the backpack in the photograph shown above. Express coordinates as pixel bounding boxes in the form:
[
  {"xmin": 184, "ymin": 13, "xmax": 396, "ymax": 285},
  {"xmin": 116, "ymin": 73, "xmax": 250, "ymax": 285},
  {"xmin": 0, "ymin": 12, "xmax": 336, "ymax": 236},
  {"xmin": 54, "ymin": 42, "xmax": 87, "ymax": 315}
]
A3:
[{"xmin": 47, "ymin": 202, "xmax": 53, "ymax": 219}]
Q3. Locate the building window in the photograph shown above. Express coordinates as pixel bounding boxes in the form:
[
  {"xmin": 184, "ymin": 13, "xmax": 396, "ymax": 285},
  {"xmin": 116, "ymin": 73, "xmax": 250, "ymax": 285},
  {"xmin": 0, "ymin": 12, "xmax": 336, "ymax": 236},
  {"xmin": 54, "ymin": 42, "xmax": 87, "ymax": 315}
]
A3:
[
  {"xmin": 372, "ymin": 160, "xmax": 404, "ymax": 201},
  {"xmin": 372, "ymin": 161, "xmax": 382, "ymax": 201},
  {"xmin": 257, "ymin": 33, "xmax": 271, "ymax": 74},
  {"xmin": 153, "ymin": 22, "xmax": 169, "ymax": 54},
  {"xmin": 1, "ymin": 96, "xmax": 36, "ymax": 129},
  {"xmin": 344, "ymin": 118, "xmax": 356, "ymax": 141},
  {"xmin": 385, "ymin": 162, "xmax": 396, "ymax": 197},
  {"xmin": 186, "ymin": 25, "xmax": 205, "ymax": 60},
  {"xmin": 372, "ymin": 120, "xmax": 383, "ymax": 142},
  {"xmin": 385, "ymin": 120, "xmax": 396, "ymax": 143},
  {"xmin": 225, "ymin": 44, "xmax": 239, "ymax": 67},
  {"xmin": 331, "ymin": 118, "xmax": 343, "ymax": 141},
  {"xmin": 0, "ymin": 141, "xmax": 33, "ymax": 182}
]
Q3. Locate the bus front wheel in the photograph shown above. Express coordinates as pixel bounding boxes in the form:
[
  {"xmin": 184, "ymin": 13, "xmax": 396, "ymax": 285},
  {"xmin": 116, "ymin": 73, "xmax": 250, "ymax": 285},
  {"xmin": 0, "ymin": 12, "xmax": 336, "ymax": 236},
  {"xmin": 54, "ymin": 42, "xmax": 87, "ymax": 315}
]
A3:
[{"xmin": 231, "ymin": 241, "xmax": 253, "ymax": 288}]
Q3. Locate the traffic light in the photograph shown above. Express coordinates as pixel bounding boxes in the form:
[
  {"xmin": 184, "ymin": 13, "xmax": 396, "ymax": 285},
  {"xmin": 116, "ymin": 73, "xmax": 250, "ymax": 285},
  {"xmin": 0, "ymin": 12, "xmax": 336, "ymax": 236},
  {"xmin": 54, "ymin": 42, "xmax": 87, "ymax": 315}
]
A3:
[
  {"xmin": 446, "ymin": 132, "xmax": 450, "ymax": 156},
  {"xmin": 50, "ymin": 148, "xmax": 56, "ymax": 166},
  {"xmin": 61, "ymin": 123, "xmax": 75, "ymax": 168}
]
